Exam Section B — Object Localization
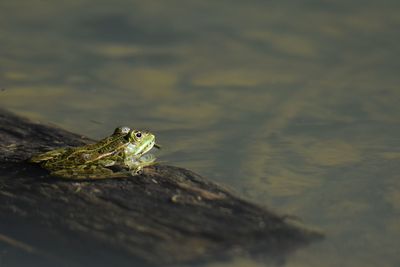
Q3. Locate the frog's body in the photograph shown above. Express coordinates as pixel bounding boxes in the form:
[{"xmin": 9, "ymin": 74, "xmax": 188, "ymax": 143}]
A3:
[{"xmin": 30, "ymin": 127, "xmax": 159, "ymax": 179}]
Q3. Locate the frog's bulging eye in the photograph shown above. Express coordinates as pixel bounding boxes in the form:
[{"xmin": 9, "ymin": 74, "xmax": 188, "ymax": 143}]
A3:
[
  {"xmin": 114, "ymin": 126, "xmax": 130, "ymax": 134},
  {"xmin": 120, "ymin": 127, "xmax": 130, "ymax": 134},
  {"xmin": 136, "ymin": 132, "xmax": 142, "ymax": 138}
]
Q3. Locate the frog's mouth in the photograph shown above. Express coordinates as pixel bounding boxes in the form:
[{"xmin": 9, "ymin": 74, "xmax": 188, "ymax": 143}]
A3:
[
  {"xmin": 154, "ymin": 144, "xmax": 161, "ymax": 149},
  {"xmin": 134, "ymin": 138, "xmax": 157, "ymax": 157}
]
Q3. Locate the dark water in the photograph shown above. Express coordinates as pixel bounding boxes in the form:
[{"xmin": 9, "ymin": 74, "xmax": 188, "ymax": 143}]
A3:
[{"xmin": 1, "ymin": 1, "xmax": 400, "ymax": 266}]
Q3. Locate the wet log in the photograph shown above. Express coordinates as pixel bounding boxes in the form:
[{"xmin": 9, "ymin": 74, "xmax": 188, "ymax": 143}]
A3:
[{"xmin": 0, "ymin": 109, "xmax": 321, "ymax": 267}]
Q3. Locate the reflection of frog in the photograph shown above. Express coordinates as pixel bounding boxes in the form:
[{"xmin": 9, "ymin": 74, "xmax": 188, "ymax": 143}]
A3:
[{"xmin": 29, "ymin": 126, "xmax": 160, "ymax": 179}]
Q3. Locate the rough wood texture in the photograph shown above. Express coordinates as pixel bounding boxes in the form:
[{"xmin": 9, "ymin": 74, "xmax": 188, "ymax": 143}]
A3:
[{"xmin": 0, "ymin": 109, "xmax": 322, "ymax": 267}]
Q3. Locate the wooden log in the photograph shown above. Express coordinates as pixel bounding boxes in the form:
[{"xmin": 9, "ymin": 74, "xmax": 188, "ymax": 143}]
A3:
[{"xmin": 0, "ymin": 109, "xmax": 322, "ymax": 266}]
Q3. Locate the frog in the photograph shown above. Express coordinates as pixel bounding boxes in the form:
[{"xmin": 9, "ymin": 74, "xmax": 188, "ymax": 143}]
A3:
[{"xmin": 29, "ymin": 126, "xmax": 160, "ymax": 179}]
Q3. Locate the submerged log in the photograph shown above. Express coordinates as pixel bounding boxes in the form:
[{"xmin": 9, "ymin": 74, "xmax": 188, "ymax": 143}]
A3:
[{"xmin": 0, "ymin": 109, "xmax": 322, "ymax": 267}]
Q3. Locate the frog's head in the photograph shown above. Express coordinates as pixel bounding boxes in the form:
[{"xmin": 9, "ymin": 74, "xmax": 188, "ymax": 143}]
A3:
[{"xmin": 126, "ymin": 129, "xmax": 157, "ymax": 156}]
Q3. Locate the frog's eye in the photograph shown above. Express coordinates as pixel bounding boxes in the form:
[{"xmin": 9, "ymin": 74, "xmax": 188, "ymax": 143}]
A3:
[
  {"xmin": 136, "ymin": 132, "xmax": 142, "ymax": 138},
  {"xmin": 114, "ymin": 126, "xmax": 130, "ymax": 134},
  {"xmin": 120, "ymin": 127, "xmax": 130, "ymax": 134}
]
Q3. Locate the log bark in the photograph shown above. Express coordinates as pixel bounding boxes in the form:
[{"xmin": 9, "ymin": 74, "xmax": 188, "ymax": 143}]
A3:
[{"xmin": 0, "ymin": 109, "xmax": 322, "ymax": 267}]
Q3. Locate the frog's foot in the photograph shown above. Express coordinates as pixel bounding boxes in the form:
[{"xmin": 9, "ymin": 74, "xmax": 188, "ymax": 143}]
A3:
[{"xmin": 130, "ymin": 167, "xmax": 143, "ymax": 176}]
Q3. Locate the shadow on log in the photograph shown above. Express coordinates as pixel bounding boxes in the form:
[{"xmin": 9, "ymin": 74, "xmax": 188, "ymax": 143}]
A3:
[{"xmin": 0, "ymin": 109, "xmax": 322, "ymax": 267}]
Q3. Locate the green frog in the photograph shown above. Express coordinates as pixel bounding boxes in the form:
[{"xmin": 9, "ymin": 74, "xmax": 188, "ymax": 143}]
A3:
[{"xmin": 29, "ymin": 126, "xmax": 160, "ymax": 179}]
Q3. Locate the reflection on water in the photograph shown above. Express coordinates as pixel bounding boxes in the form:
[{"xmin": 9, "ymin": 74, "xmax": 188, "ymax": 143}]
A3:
[{"xmin": 1, "ymin": 0, "xmax": 400, "ymax": 266}]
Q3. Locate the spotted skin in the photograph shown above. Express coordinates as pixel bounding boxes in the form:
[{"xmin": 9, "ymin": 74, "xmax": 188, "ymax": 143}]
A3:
[{"xmin": 30, "ymin": 127, "xmax": 158, "ymax": 179}]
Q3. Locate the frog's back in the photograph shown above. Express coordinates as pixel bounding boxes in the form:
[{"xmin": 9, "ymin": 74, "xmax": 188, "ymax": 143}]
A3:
[
  {"xmin": 39, "ymin": 133, "xmax": 128, "ymax": 170},
  {"xmin": 29, "ymin": 147, "xmax": 71, "ymax": 163}
]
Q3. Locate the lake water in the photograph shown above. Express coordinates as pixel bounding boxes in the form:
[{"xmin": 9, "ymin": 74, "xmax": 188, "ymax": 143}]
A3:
[{"xmin": 1, "ymin": 1, "xmax": 399, "ymax": 266}]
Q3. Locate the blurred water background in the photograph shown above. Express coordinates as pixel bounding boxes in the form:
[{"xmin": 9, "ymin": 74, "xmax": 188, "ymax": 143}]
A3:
[{"xmin": 1, "ymin": 1, "xmax": 399, "ymax": 266}]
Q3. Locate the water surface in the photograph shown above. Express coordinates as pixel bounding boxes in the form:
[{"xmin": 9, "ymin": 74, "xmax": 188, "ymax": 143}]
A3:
[{"xmin": 1, "ymin": 1, "xmax": 400, "ymax": 266}]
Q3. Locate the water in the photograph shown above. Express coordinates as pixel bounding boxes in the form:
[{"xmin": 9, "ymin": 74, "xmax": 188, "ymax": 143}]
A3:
[{"xmin": 1, "ymin": 1, "xmax": 400, "ymax": 266}]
